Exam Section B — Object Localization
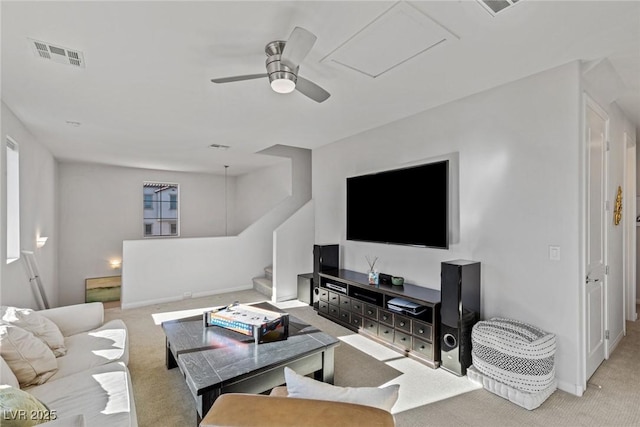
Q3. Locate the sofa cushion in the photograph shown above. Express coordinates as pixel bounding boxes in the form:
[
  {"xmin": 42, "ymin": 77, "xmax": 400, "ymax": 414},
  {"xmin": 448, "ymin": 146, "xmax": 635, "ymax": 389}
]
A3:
[
  {"xmin": 0, "ymin": 384, "xmax": 53, "ymax": 426},
  {"xmin": 1, "ymin": 307, "xmax": 66, "ymax": 357},
  {"xmin": 284, "ymin": 367, "xmax": 399, "ymax": 412},
  {"xmin": 1, "ymin": 356, "xmax": 20, "ymax": 389},
  {"xmin": 48, "ymin": 320, "xmax": 128, "ymax": 382},
  {"xmin": 0, "ymin": 325, "xmax": 58, "ymax": 387},
  {"xmin": 38, "ymin": 303, "xmax": 103, "ymax": 338},
  {"xmin": 29, "ymin": 362, "xmax": 136, "ymax": 427}
]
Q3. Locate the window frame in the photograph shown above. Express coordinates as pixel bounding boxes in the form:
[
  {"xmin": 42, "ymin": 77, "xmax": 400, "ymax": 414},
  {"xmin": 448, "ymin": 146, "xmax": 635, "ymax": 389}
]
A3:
[
  {"xmin": 143, "ymin": 194, "xmax": 153, "ymax": 209},
  {"xmin": 142, "ymin": 181, "xmax": 180, "ymax": 238},
  {"xmin": 6, "ymin": 136, "xmax": 20, "ymax": 264}
]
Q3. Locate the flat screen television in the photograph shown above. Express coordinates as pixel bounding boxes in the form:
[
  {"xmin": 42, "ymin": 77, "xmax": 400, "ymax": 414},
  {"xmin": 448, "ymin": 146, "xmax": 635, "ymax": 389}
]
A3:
[{"xmin": 346, "ymin": 160, "xmax": 448, "ymax": 249}]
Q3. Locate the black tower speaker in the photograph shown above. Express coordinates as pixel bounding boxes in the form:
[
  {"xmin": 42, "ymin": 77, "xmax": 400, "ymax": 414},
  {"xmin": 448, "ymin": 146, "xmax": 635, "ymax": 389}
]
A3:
[
  {"xmin": 440, "ymin": 260, "xmax": 481, "ymax": 376},
  {"xmin": 313, "ymin": 244, "xmax": 339, "ymax": 288}
]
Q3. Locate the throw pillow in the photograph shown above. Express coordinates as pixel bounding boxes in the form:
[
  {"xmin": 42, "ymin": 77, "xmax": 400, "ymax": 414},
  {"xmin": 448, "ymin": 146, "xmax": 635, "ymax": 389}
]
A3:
[
  {"xmin": 1, "ymin": 307, "xmax": 66, "ymax": 357},
  {"xmin": 283, "ymin": 367, "xmax": 399, "ymax": 412},
  {"xmin": 1, "ymin": 355, "xmax": 21, "ymax": 389},
  {"xmin": 0, "ymin": 325, "xmax": 58, "ymax": 387},
  {"xmin": 0, "ymin": 384, "xmax": 52, "ymax": 426}
]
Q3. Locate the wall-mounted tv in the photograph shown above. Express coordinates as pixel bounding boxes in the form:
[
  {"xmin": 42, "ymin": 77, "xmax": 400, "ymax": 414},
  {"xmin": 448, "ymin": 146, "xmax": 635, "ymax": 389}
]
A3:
[{"xmin": 346, "ymin": 160, "xmax": 449, "ymax": 249}]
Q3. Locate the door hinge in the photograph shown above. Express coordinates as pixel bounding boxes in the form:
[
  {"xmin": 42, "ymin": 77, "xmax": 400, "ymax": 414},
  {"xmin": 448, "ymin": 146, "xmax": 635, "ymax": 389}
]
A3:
[
  {"xmin": 605, "ymin": 265, "xmax": 609, "ymax": 275},
  {"xmin": 605, "ymin": 330, "xmax": 610, "ymax": 340},
  {"xmin": 606, "ymin": 140, "xmax": 610, "ymax": 151}
]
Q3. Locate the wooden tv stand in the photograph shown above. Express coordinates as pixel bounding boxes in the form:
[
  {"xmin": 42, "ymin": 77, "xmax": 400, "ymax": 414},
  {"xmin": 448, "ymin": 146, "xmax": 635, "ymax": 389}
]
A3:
[{"xmin": 315, "ymin": 269, "xmax": 441, "ymax": 368}]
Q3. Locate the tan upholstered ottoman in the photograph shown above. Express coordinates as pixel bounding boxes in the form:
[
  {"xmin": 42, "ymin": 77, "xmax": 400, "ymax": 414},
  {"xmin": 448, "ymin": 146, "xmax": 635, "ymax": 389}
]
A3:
[{"xmin": 200, "ymin": 391, "xmax": 395, "ymax": 427}]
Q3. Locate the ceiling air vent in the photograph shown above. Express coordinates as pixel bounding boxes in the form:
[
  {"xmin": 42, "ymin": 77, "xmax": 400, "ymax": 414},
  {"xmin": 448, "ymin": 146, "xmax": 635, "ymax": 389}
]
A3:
[
  {"xmin": 29, "ymin": 38, "xmax": 85, "ymax": 68},
  {"xmin": 477, "ymin": 0, "xmax": 522, "ymax": 16}
]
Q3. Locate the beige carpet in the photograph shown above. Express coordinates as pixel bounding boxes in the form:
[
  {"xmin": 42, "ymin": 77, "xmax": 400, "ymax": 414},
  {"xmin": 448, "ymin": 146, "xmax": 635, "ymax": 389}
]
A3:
[
  {"xmin": 105, "ymin": 290, "xmax": 402, "ymax": 426},
  {"xmin": 393, "ymin": 313, "xmax": 640, "ymax": 427},
  {"xmin": 104, "ymin": 291, "xmax": 265, "ymax": 426},
  {"xmin": 106, "ymin": 293, "xmax": 640, "ymax": 426}
]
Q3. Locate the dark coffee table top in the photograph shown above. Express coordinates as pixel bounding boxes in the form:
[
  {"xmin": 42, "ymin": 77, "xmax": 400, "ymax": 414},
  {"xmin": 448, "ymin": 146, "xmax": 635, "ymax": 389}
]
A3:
[{"xmin": 162, "ymin": 303, "xmax": 339, "ymax": 397}]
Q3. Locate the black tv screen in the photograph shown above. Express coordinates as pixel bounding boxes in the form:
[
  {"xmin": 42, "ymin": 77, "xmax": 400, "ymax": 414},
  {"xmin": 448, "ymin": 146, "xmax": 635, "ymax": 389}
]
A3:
[{"xmin": 346, "ymin": 160, "xmax": 448, "ymax": 249}]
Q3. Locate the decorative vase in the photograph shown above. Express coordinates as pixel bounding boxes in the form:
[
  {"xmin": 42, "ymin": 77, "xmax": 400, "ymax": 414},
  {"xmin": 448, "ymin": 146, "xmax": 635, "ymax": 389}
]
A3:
[
  {"xmin": 365, "ymin": 255, "xmax": 379, "ymax": 285},
  {"xmin": 368, "ymin": 270, "xmax": 379, "ymax": 285}
]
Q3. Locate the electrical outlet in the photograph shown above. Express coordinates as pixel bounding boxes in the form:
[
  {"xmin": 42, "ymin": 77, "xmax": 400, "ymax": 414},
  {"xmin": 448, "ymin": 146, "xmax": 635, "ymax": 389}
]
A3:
[{"xmin": 183, "ymin": 292, "xmax": 192, "ymax": 299}]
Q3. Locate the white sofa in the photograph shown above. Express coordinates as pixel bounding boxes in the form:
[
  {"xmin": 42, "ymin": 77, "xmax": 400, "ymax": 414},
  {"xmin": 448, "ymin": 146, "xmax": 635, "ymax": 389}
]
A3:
[{"xmin": 0, "ymin": 302, "xmax": 137, "ymax": 426}]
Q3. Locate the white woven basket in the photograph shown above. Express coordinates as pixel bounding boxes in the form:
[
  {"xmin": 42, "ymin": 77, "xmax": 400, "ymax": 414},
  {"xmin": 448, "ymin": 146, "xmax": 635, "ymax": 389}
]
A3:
[{"xmin": 471, "ymin": 318, "xmax": 556, "ymax": 393}]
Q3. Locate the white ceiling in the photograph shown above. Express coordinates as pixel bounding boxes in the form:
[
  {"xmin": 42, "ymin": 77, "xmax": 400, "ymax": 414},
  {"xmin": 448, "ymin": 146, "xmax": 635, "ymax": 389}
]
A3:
[{"xmin": 2, "ymin": 1, "xmax": 639, "ymax": 176}]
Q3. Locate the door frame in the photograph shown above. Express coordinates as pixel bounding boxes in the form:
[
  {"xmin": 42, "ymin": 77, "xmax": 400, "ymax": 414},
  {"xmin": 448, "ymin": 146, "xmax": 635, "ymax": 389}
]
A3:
[
  {"xmin": 623, "ymin": 133, "xmax": 637, "ymax": 324},
  {"xmin": 580, "ymin": 93, "xmax": 610, "ymax": 391}
]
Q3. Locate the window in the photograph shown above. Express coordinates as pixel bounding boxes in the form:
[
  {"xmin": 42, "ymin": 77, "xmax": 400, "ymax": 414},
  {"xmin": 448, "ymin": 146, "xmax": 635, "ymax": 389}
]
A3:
[
  {"xmin": 6, "ymin": 137, "xmax": 20, "ymax": 263},
  {"xmin": 143, "ymin": 182, "xmax": 179, "ymax": 237}
]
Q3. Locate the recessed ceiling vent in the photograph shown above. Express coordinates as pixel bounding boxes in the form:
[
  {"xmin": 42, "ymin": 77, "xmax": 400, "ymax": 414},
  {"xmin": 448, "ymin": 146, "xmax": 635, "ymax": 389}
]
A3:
[
  {"xmin": 28, "ymin": 38, "xmax": 85, "ymax": 68},
  {"xmin": 477, "ymin": 0, "xmax": 522, "ymax": 16}
]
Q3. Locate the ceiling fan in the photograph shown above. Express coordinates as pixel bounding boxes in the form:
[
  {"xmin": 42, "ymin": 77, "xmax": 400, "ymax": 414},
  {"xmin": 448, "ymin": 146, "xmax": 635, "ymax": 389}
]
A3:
[{"xmin": 211, "ymin": 27, "xmax": 330, "ymax": 103}]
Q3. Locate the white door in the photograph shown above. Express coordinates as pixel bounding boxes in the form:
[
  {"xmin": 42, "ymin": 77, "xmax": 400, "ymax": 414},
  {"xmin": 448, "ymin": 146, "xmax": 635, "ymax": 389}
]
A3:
[
  {"xmin": 624, "ymin": 138, "xmax": 637, "ymax": 324},
  {"xmin": 585, "ymin": 97, "xmax": 608, "ymax": 381}
]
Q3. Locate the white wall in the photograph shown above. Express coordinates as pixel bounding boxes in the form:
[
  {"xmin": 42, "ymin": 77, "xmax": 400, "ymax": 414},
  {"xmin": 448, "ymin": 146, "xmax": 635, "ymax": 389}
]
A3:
[
  {"xmin": 259, "ymin": 145, "xmax": 313, "ymax": 300},
  {"xmin": 122, "ymin": 228, "xmax": 271, "ymax": 308},
  {"xmin": 313, "ymin": 62, "xmax": 584, "ymax": 393},
  {"xmin": 1, "ymin": 102, "xmax": 58, "ymax": 308},
  {"xmin": 234, "ymin": 161, "xmax": 291, "ymax": 234},
  {"xmin": 273, "ymin": 201, "xmax": 314, "ymax": 302},
  {"xmin": 57, "ymin": 163, "xmax": 234, "ymax": 305},
  {"xmin": 121, "ymin": 145, "xmax": 312, "ymax": 307},
  {"xmin": 258, "ymin": 145, "xmax": 312, "ymax": 208}
]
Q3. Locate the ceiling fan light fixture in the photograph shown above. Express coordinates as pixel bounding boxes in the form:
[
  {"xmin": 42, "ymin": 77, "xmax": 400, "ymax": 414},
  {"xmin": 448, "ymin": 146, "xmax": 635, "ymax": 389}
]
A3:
[
  {"xmin": 266, "ymin": 54, "xmax": 297, "ymax": 94},
  {"xmin": 270, "ymin": 76, "xmax": 296, "ymax": 94},
  {"xmin": 211, "ymin": 27, "xmax": 330, "ymax": 102}
]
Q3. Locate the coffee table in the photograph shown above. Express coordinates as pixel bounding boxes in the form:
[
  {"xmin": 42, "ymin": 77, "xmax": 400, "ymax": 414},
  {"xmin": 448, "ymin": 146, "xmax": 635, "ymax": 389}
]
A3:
[{"xmin": 161, "ymin": 303, "xmax": 340, "ymax": 421}]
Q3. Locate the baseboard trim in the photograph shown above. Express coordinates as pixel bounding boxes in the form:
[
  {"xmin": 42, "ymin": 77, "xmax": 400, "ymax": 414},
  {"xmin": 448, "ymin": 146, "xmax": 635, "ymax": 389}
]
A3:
[
  {"xmin": 122, "ymin": 285, "xmax": 253, "ymax": 309},
  {"xmin": 556, "ymin": 380, "xmax": 583, "ymax": 397},
  {"xmin": 191, "ymin": 286, "xmax": 253, "ymax": 299},
  {"xmin": 608, "ymin": 330, "xmax": 624, "ymax": 354},
  {"xmin": 275, "ymin": 293, "xmax": 298, "ymax": 302}
]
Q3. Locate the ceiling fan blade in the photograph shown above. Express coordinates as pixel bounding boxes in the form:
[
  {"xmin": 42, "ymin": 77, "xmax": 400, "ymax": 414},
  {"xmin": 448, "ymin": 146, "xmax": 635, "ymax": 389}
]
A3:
[
  {"xmin": 281, "ymin": 27, "xmax": 317, "ymax": 69},
  {"xmin": 211, "ymin": 74, "xmax": 267, "ymax": 84},
  {"xmin": 296, "ymin": 76, "xmax": 330, "ymax": 103}
]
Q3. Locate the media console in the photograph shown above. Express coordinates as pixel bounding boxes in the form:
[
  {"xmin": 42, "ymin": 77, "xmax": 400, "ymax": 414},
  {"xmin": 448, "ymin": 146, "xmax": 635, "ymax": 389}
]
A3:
[{"xmin": 315, "ymin": 269, "xmax": 441, "ymax": 368}]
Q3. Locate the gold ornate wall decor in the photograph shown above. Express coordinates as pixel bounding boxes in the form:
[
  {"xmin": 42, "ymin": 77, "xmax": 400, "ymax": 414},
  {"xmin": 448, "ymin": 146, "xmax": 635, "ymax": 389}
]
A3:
[{"xmin": 614, "ymin": 186, "xmax": 622, "ymax": 226}]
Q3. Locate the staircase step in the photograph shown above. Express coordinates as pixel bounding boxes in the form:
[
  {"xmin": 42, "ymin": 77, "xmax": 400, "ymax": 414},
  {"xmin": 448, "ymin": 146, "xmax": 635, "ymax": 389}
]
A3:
[
  {"xmin": 264, "ymin": 266, "xmax": 273, "ymax": 280},
  {"xmin": 252, "ymin": 276, "xmax": 273, "ymax": 298}
]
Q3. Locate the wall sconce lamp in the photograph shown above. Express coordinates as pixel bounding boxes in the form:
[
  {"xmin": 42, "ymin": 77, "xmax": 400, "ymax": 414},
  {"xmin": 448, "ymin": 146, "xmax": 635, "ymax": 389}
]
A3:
[
  {"xmin": 109, "ymin": 259, "xmax": 122, "ymax": 269},
  {"xmin": 36, "ymin": 236, "xmax": 48, "ymax": 248}
]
